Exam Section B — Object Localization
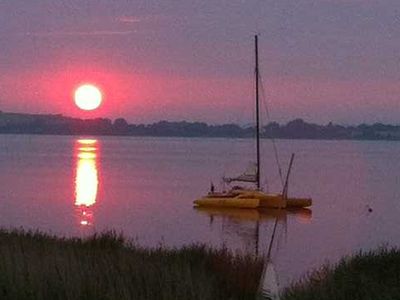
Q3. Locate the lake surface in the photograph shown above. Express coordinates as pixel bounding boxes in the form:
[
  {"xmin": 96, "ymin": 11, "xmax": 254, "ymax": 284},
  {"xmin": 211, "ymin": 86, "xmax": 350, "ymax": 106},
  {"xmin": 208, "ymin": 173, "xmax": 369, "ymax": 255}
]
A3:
[{"xmin": 1, "ymin": 134, "xmax": 399, "ymax": 287}]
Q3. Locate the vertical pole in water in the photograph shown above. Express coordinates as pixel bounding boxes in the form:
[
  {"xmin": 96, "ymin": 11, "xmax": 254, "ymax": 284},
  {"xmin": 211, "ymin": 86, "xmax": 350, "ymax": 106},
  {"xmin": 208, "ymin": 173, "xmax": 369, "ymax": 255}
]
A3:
[
  {"xmin": 255, "ymin": 35, "xmax": 261, "ymax": 190},
  {"xmin": 282, "ymin": 153, "xmax": 295, "ymax": 199}
]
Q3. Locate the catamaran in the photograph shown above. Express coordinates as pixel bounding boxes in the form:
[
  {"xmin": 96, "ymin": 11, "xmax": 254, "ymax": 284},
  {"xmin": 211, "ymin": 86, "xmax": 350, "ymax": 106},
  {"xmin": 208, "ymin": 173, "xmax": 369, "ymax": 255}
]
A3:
[{"xmin": 194, "ymin": 35, "xmax": 312, "ymax": 209}]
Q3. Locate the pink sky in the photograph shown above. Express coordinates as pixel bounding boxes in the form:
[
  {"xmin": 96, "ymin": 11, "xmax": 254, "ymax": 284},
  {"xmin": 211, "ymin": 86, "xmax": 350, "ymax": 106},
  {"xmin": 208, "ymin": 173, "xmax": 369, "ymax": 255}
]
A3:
[{"xmin": 0, "ymin": 0, "xmax": 399, "ymax": 125}]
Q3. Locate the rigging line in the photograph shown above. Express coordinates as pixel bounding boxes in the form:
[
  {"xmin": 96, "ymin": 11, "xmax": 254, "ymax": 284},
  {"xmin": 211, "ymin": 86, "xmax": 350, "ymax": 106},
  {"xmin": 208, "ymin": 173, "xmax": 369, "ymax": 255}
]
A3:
[
  {"xmin": 223, "ymin": 65, "xmax": 249, "ymax": 182},
  {"xmin": 258, "ymin": 72, "xmax": 284, "ymax": 188}
]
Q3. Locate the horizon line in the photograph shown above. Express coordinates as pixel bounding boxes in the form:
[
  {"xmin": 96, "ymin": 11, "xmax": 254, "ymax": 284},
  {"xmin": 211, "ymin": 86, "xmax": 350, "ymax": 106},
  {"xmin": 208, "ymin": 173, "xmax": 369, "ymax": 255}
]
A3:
[{"xmin": 1, "ymin": 110, "xmax": 399, "ymax": 127}]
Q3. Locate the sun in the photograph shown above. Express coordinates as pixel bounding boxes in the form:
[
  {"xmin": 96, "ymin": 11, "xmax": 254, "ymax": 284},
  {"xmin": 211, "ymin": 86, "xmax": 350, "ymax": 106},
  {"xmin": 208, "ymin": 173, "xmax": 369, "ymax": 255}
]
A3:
[{"xmin": 74, "ymin": 84, "xmax": 102, "ymax": 111}]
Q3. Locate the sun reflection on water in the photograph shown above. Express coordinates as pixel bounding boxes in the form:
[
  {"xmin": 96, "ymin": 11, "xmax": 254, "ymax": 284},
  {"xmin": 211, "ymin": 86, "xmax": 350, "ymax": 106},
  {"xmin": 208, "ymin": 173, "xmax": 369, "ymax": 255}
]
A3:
[{"xmin": 74, "ymin": 139, "xmax": 99, "ymax": 226}]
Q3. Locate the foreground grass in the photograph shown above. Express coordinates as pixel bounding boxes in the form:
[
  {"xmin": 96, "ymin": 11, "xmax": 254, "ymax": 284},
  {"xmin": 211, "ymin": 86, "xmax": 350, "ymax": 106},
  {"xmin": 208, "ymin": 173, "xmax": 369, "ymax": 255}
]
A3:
[
  {"xmin": 0, "ymin": 229, "xmax": 264, "ymax": 300},
  {"xmin": 2, "ymin": 229, "xmax": 399, "ymax": 300},
  {"xmin": 282, "ymin": 247, "xmax": 400, "ymax": 300}
]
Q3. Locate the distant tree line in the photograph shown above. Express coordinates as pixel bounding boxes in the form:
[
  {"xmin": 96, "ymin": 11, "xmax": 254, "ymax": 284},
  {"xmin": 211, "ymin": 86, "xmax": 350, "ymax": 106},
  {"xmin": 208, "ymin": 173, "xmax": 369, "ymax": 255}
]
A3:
[{"xmin": 0, "ymin": 111, "xmax": 400, "ymax": 140}]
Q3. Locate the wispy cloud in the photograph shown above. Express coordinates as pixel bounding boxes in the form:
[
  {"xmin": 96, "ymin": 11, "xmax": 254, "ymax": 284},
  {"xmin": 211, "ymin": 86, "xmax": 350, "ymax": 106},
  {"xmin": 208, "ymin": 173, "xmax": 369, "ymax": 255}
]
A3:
[
  {"xmin": 20, "ymin": 30, "xmax": 135, "ymax": 37},
  {"xmin": 116, "ymin": 14, "xmax": 171, "ymax": 25},
  {"xmin": 116, "ymin": 16, "xmax": 142, "ymax": 24}
]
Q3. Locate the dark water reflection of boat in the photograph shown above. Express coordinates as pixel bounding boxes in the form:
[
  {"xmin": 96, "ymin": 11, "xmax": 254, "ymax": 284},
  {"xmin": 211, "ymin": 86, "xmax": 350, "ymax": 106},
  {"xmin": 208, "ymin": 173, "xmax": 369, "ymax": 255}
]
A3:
[
  {"xmin": 194, "ymin": 207, "xmax": 312, "ymax": 299},
  {"xmin": 194, "ymin": 207, "xmax": 312, "ymax": 223},
  {"xmin": 194, "ymin": 206, "xmax": 312, "ymax": 258}
]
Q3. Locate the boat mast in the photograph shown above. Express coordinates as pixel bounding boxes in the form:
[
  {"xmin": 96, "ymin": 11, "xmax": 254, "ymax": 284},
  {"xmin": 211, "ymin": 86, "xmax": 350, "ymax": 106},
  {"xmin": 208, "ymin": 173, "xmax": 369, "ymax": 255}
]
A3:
[{"xmin": 255, "ymin": 35, "xmax": 261, "ymax": 190}]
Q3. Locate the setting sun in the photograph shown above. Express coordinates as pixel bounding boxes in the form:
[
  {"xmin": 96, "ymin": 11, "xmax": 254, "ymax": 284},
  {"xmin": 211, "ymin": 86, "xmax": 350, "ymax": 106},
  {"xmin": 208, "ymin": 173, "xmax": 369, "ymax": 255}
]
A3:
[{"xmin": 74, "ymin": 84, "xmax": 102, "ymax": 111}]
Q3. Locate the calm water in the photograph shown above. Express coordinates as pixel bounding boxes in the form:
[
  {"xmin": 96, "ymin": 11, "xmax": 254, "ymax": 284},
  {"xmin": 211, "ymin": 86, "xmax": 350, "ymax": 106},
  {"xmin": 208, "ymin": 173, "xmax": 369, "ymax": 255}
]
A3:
[{"xmin": 1, "ymin": 134, "xmax": 400, "ymax": 287}]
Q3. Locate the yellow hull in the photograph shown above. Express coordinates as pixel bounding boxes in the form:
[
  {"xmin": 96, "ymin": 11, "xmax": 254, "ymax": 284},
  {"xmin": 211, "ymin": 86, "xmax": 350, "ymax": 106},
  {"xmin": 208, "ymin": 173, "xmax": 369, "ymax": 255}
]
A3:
[
  {"xmin": 193, "ymin": 197, "xmax": 261, "ymax": 208},
  {"xmin": 194, "ymin": 190, "xmax": 312, "ymax": 209}
]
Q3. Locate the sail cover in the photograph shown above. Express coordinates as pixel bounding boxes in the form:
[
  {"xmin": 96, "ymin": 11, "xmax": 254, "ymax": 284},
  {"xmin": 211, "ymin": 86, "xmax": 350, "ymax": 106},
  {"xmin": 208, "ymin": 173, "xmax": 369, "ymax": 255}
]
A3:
[
  {"xmin": 223, "ymin": 163, "xmax": 257, "ymax": 183},
  {"xmin": 259, "ymin": 261, "xmax": 280, "ymax": 300}
]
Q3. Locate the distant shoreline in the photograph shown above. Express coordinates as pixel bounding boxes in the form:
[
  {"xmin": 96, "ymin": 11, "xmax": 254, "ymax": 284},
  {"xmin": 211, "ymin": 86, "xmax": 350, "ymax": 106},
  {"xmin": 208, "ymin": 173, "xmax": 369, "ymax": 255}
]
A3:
[
  {"xmin": 1, "ymin": 132, "xmax": 400, "ymax": 143},
  {"xmin": 1, "ymin": 111, "xmax": 400, "ymax": 141}
]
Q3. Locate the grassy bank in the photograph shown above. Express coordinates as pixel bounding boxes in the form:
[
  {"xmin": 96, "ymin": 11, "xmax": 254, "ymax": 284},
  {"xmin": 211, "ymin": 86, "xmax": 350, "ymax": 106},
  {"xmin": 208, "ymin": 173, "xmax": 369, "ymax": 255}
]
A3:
[
  {"xmin": 0, "ymin": 230, "xmax": 264, "ymax": 300},
  {"xmin": 2, "ymin": 229, "xmax": 399, "ymax": 300},
  {"xmin": 282, "ymin": 247, "xmax": 400, "ymax": 300}
]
